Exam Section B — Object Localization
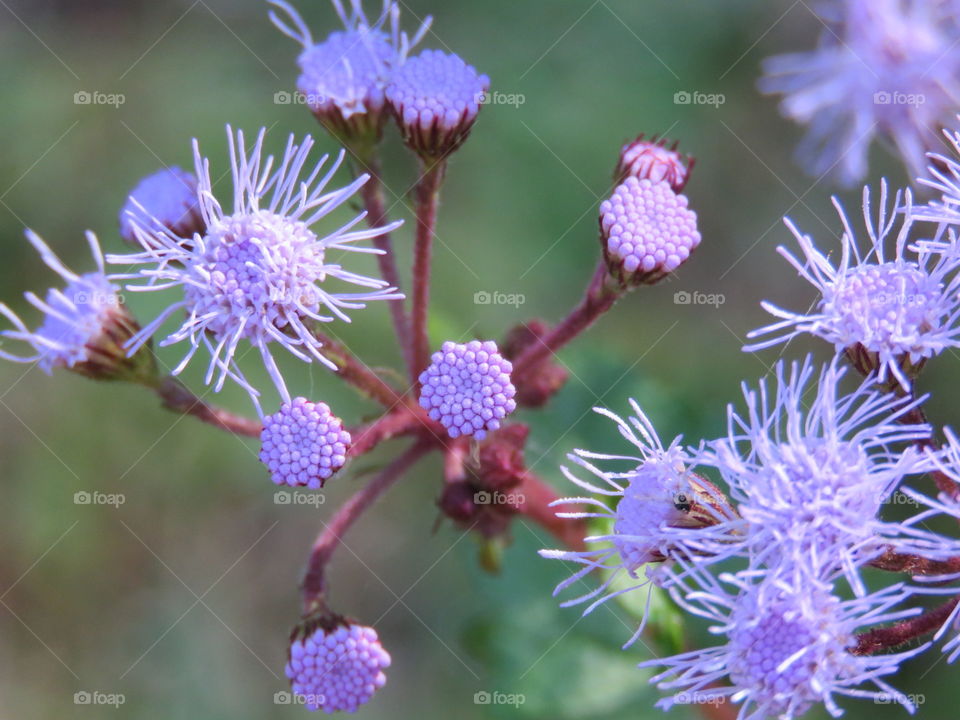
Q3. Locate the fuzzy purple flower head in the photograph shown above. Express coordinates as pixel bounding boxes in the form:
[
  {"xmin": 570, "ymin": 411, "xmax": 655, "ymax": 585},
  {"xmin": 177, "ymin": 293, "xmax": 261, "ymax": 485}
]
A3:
[
  {"xmin": 745, "ymin": 181, "xmax": 960, "ymax": 390},
  {"xmin": 260, "ymin": 398, "xmax": 351, "ymax": 489},
  {"xmin": 760, "ymin": 0, "xmax": 960, "ymax": 185},
  {"xmin": 108, "ymin": 126, "xmax": 403, "ymax": 411},
  {"xmin": 286, "ymin": 620, "xmax": 391, "ymax": 713},
  {"xmin": 600, "ymin": 177, "xmax": 701, "ymax": 286},
  {"xmin": 0, "ymin": 230, "xmax": 151, "ymax": 382},
  {"xmin": 418, "ymin": 340, "xmax": 516, "ymax": 440},
  {"xmin": 644, "ymin": 565, "xmax": 925, "ymax": 718},
  {"xmin": 119, "ymin": 167, "xmax": 204, "ymax": 248},
  {"xmin": 386, "ymin": 49, "xmax": 490, "ymax": 158}
]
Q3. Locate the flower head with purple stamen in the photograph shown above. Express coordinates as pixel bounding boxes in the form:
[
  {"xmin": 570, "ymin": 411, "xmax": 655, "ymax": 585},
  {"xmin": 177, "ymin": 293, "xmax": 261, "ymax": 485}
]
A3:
[
  {"xmin": 0, "ymin": 230, "xmax": 149, "ymax": 382},
  {"xmin": 269, "ymin": 0, "xmax": 431, "ymax": 140},
  {"xmin": 541, "ymin": 400, "xmax": 739, "ymax": 645},
  {"xmin": 746, "ymin": 182, "xmax": 960, "ymax": 390},
  {"xmin": 119, "ymin": 167, "xmax": 204, "ymax": 248},
  {"xmin": 107, "ymin": 126, "xmax": 403, "ymax": 411},
  {"xmin": 643, "ymin": 561, "xmax": 926, "ymax": 719},
  {"xmin": 704, "ymin": 357, "xmax": 934, "ymax": 594},
  {"xmin": 599, "ymin": 177, "xmax": 701, "ymax": 286},
  {"xmin": 260, "ymin": 397, "xmax": 351, "ymax": 489},
  {"xmin": 286, "ymin": 619, "xmax": 391, "ymax": 713},
  {"xmin": 418, "ymin": 340, "xmax": 516, "ymax": 439},
  {"xmin": 760, "ymin": 0, "xmax": 960, "ymax": 185},
  {"xmin": 386, "ymin": 49, "xmax": 489, "ymax": 158}
]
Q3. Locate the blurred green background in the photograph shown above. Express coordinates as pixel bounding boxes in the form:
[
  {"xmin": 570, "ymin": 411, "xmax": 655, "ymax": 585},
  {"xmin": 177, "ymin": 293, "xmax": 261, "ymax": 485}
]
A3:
[{"xmin": 0, "ymin": 1, "xmax": 955, "ymax": 718}]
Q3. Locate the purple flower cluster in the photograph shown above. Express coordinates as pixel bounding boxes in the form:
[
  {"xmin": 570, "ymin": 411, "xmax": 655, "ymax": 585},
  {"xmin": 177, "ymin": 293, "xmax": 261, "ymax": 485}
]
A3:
[
  {"xmin": 419, "ymin": 340, "xmax": 516, "ymax": 439},
  {"xmin": 600, "ymin": 177, "xmax": 701, "ymax": 285},
  {"xmin": 545, "ymin": 356, "xmax": 951, "ymax": 716},
  {"xmin": 260, "ymin": 398, "xmax": 351, "ymax": 489},
  {"xmin": 286, "ymin": 621, "xmax": 391, "ymax": 713}
]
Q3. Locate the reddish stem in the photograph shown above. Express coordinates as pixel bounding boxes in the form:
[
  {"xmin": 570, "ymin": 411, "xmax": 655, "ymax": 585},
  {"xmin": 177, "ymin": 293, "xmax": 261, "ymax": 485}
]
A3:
[
  {"xmin": 410, "ymin": 159, "xmax": 446, "ymax": 386},
  {"xmin": 156, "ymin": 376, "xmax": 262, "ymax": 437},
  {"xmin": 314, "ymin": 329, "xmax": 405, "ymax": 409},
  {"xmin": 355, "ymin": 154, "xmax": 412, "ymax": 370},
  {"xmin": 870, "ymin": 548, "xmax": 960, "ymax": 576},
  {"xmin": 511, "ymin": 260, "xmax": 621, "ymax": 383},
  {"xmin": 301, "ymin": 441, "xmax": 431, "ymax": 612},
  {"xmin": 347, "ymin": 408, "xmax": 423, "ymax": 458},
  {"xmin": 515, "ymin": 471, "xmax": 587, "ymax": 552},
  {"xmin": 854, "ymin": 596, "xmax": 958, "ymax": 655}
]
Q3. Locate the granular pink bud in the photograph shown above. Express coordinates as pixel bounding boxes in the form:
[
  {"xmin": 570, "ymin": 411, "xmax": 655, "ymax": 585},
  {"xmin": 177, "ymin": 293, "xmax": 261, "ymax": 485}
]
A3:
[
  {"xmin": 599, "ymin": 177, "xmax": 701, "ymax": 287},
  {"xmin": 386, "ymin": 49, "xmax": 489, "ymax": 159},
  {"xmin": 260, "ymin": 398, "xmax": 351, "ymax": 489},
  {"xmin": 615, "ymin": 135, "xmax": 693, "ymax": 191},
  {"xmin": 419, "ymin": 340, "xmax": 517, "ymax": 439},
  {"xmin": 286, "ymin": 615, "xmax": 391, "ymax": 713}
]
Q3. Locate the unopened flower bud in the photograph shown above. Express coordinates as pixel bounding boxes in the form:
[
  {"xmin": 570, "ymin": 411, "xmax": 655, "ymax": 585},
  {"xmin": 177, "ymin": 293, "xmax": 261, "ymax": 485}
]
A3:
[
  {"xmin": 286, "ymin": 609, "xmax": 390, "ymax": 713},
  {"xmin": 615, "ymin": 135, "xmax": 693, "ymax": 191},
  {"xmin": 599, "ymin": 177, "xmax": 701, "ymax": 287},
  {"xmin": 387, "ymin": 49, "xmax": 489, "ymax": 159}
]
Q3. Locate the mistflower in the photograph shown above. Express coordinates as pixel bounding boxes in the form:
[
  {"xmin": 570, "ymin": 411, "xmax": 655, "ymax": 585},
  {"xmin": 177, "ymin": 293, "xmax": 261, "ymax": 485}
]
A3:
[
  {"xmin": 759, "ymin": 0, "xmax": 960, "ymax": 185},
  {"xmin": 704, "ymin": 357, "xmax": 933, "ymax": 593},
  {"xmin": 915, "ymin": 120, "xmax": 960, "ymax": 227},
  {"xmin": 541, "ymin": 401, "xmax": 739, "ymax": 646},
  {"xmin": 418, "ymin": 340, "xmax": 516, "ymax": 440},
  {"xmin": 643, "ymin": 564, "xmax": 926, "ymax": 718},
  {"xmin": 0, "ymin": 230, "xmax": 153, "ymax": 382},
  {"xmin": 614, "ymin": 135, "xmax": 693, "ymax": 191},
  {"xmin": 119, "ymin": 167, "xmax": 204, "ymax": 248},
  {"xmin": 286, "ymin": 617, "xmax": 391, "ymax": 713},
  {"xmin": 599, "ymin": 177, "xmax": 701, "ymax": 286},
  {"xmin": 746, "ymin": 182, "xmax": 960, "ymax": 390},
  {"xmin": 269, "ymin": 0, "xmax": 431, "ymax": 141},
  {"xmin": 107, "ymin": 126, "xmax": 403, "ymax": 411},
  {"xmin": 386, "ymin": 49, "xmax": 490, "ymax": 158},
  {"xmin": 260, "ymin": 397, "xmax": 351, "ymax": 489}
]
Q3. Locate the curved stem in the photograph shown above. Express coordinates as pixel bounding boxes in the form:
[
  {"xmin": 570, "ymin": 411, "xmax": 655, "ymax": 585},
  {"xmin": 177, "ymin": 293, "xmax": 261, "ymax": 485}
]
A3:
[
  {"xmin": 511, "ymin": 260, "xmax": 621, "ymax": 383},
  {"xmin": 410, "ymin": 158, "xmax": 446, "ymax": 386},
  {"xmin": 347, "ymin": 408, "xmax": 422, "ymax": 458},
  {"xmin": 155, "ymin": 376, "xmax": 261, "ymax": 437},
  {"xmin": 301, "ymin": 440, "xmax": 431, "ymax": 612},
  {"xmin": 314, "ymin": 328, "xmax": 406, "ymax": 408},
  {"xmin": 854, "ymin": 596, "xmax": 958, "ymax": 655}
]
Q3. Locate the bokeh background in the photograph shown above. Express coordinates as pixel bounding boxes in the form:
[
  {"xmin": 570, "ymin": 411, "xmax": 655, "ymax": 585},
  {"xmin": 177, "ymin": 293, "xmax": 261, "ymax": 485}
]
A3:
[{"xmin": 0, "ymin": 1, "xmax": 955, "ymax": 718}]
